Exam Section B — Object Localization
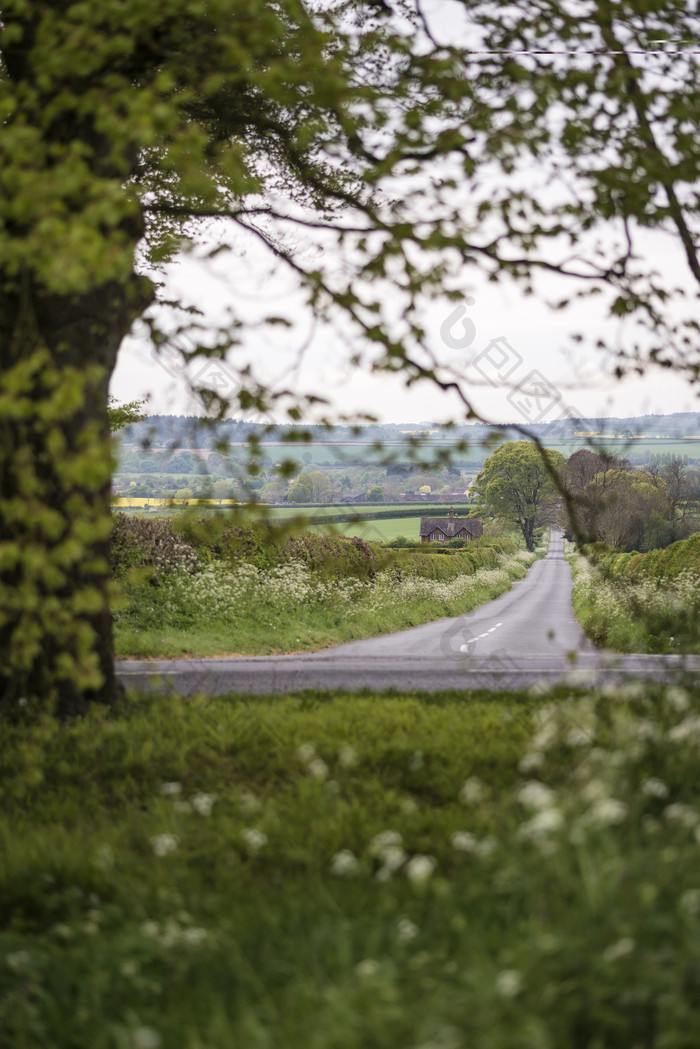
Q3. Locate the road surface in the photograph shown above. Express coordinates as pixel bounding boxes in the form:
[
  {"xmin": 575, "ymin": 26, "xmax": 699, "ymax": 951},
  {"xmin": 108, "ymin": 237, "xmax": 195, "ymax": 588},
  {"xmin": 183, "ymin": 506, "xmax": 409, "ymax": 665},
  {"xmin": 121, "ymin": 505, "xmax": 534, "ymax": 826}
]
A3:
[{"xmin": 117, "ymin": 532, "xmax": 698, "ymax": 695}]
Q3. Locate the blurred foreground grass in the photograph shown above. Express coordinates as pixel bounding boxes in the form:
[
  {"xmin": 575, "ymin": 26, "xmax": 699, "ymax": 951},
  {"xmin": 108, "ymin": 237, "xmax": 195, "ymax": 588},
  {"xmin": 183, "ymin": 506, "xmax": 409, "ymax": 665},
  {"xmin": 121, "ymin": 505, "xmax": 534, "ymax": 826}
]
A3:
[{"xmin": 3, "ymin": 681, "xmax": 700, "ymax": 1048}]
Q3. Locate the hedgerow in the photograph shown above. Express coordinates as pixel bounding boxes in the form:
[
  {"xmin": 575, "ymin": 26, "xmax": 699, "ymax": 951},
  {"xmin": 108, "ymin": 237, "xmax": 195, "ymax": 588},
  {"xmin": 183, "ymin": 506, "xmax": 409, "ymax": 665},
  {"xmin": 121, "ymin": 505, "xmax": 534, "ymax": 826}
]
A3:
[
  {"xmin": 570, "ymin": 533, "xmax": 700, "ymax": 653},
  {"xmin": 111, "ymin": 514, "xmax": 540, "ymax": 657}
]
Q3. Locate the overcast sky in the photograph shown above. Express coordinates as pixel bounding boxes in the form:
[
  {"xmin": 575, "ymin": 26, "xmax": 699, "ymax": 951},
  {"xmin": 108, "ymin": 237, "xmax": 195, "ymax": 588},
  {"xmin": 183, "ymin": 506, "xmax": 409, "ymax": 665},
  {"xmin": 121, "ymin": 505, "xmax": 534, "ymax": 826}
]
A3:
[
  {"xmin": 110, "ymin": 238, "xmax": 698, "ymax": 425},
  {"xmin": 110, "ymin": 1, "xmax": 700, "ymax": 427}
]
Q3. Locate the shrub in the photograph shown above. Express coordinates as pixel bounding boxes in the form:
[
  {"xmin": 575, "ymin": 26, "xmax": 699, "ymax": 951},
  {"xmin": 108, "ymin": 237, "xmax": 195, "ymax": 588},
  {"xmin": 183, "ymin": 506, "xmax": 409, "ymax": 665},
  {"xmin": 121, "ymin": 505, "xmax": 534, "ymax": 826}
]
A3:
[{"xmin": 110, "ymin": 513, "xmax": 200, "ymax": 578}]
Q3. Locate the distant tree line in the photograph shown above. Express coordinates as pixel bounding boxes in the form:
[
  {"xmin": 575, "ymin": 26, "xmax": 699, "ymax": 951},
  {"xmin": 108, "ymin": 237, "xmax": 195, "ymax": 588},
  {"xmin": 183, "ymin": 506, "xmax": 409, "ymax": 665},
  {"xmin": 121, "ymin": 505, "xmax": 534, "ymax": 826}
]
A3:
[{"xmin": 561, "ymin": 450, "xmax": 700, "ymax": 551}]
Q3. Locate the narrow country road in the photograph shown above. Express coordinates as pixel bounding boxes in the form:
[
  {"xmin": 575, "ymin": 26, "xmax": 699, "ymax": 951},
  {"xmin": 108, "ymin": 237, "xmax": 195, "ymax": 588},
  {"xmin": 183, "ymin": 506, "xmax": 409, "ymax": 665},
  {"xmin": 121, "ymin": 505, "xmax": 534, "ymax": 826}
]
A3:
[{"xmin": 117, "ymin": 531, "xmax": 699, "ymax": 695}]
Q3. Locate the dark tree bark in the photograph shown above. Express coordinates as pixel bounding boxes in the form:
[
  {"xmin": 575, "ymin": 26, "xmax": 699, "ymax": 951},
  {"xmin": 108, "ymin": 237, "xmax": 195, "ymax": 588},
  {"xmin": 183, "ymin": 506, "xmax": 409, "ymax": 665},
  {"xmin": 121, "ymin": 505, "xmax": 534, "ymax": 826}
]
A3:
[{"xmin": 0, "ymin": 274, "xmax": 151, "ymax": 717}]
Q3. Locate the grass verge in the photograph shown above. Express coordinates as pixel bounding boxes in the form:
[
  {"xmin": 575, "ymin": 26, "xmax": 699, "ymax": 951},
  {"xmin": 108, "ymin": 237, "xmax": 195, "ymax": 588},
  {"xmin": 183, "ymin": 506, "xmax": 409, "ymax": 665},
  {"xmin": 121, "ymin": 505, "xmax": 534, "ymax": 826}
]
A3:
[
  {"xmin": 115, "ymin": 543, "xmax": 544, "ymax": 659},
  {"xmin": 569, "ymin": 548, "xmax": 700, "ymax": 653},
  {"xmin": 3, "ymin": 678, "xmax": 700, "ymax": 1048}
]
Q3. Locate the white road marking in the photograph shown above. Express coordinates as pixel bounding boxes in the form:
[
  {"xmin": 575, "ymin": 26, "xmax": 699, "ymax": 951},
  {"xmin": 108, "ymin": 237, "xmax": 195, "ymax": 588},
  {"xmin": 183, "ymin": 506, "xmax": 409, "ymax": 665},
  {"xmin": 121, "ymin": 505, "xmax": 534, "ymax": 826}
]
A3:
[{"xmin": 459, "ymin": 622, "xmax": 503, "ymax": 651}]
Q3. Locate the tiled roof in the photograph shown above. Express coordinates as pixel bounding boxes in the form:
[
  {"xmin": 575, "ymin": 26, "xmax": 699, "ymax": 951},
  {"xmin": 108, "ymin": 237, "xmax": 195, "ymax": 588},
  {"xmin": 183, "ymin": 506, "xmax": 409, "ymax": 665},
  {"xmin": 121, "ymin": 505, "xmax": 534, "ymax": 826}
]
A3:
[{"xmin": 419, "ymin": 517, "xmax": 483, "ymax": 538}]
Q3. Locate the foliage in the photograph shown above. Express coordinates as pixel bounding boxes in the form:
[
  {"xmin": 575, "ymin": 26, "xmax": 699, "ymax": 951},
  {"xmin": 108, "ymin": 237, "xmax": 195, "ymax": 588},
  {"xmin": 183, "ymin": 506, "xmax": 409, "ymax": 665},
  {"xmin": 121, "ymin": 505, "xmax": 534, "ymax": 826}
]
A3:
[
  {"xmin": 107, "ymin": 397, "xmax": 147, "ymax": 433},
  {"xmin": 474, "ymin": 442, "xmax": 565, "ymax": 551},
  {"xmin": 110, "ymin": 514, "xmax": 201, "ymax": 580},
  {"xmin": 5, "ymin": 0, "xmax": 700, "ymax": 709},
  {"xmin": 112, "ymin": 514, "xmax": 535, "ymax": 657},
  {"xmin": 287, "ymin": 472, "xmax": 333, "ymax": 504},
  {"xmin": 570, "ymin": 534, "xmax": 700, "ymax": 652},
  {"xmin": 3, "ymin": 678, "xmax": 700, "ymax": 1046},
  {"xmin": 562, "ymin": 452, "xmax": 700, "ymax": 551}
]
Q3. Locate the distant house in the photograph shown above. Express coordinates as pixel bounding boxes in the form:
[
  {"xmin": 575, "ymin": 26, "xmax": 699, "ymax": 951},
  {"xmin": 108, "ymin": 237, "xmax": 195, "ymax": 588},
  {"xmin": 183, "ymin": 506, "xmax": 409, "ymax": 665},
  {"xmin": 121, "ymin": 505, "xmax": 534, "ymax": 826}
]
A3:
[
  {"xmin": 419, "ymin": 507, "xmax": 483, "ymax": 544},
  {"xmin": 336, "ymin": 490, "xmax": 367, "ymax": 504}
]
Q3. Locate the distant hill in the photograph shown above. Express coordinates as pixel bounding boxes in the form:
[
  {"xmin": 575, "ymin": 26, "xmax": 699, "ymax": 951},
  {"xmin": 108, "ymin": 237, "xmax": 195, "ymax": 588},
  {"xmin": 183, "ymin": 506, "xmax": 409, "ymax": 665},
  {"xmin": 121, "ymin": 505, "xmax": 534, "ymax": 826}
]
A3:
[{"xmin": 119, "ymin": 411, "xmax": 700, "ymax": 449}]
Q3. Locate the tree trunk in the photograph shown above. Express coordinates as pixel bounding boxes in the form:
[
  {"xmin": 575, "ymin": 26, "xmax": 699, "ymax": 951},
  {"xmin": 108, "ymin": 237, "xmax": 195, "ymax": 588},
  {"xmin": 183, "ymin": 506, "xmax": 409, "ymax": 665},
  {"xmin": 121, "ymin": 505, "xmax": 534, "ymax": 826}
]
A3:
[
  {"xmin": 0, "ymin": 276, "xmax": 149, "ymax": 718},
  {"xmin": 522, "ymin": 519, "xmax": 535, "ymax": 552}
]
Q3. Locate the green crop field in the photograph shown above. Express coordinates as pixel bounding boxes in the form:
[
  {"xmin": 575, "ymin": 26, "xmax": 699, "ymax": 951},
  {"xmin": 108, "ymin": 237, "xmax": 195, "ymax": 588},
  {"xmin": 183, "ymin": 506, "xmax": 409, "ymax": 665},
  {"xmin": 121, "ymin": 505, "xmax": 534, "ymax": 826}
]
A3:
[
  {"xmin": 237, "ymin": 441, "xmax": 475, "ymax": 466},
  {"xmin": 224, "ymin": 436, "xmax": 700, "ymax": 469},
  {"xmin": 307, "ymin": 515, "xmax": 428, "ymax": 543},
  {"xmin": 256, "ymin": 505, "xmax": 471, "ymax": 543}
]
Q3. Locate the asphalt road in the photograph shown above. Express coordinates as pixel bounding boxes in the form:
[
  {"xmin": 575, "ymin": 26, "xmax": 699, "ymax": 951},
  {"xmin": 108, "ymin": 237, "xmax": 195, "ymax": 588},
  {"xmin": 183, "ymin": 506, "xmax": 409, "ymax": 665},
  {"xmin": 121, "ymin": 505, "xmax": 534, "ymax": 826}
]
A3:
[{"xmin": 117, "ymin": 531, "xmax": 699, "ymax": 695}]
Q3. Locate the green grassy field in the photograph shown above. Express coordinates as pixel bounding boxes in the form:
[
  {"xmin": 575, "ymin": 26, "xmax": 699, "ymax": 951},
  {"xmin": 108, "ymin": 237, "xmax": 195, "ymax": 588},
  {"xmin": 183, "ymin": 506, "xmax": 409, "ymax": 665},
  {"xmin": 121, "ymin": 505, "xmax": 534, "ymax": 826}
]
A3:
[
  {"xmin": 4, "ymin": 678, "xmax": 700, "ymax": 1048},
  {"xmin": 307, "ymin": 516, "xmax": 429, "ymax": 542},
  {"xmin": 264, "ymin": 505, "xmax": 462, "ymax": 543},
  {"xmin": 114, "ymin": 540, "xmax": 536, "ymax": 658}
]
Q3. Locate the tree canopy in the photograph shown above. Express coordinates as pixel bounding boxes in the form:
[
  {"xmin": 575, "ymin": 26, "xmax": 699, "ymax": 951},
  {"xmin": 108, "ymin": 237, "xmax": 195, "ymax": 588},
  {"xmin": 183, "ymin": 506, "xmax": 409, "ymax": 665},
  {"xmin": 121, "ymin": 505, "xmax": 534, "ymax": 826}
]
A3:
[
  {"xmin": 3, "ymin": 0, "xmax": 700, "ymax": 715},
  {"xmin": 474, "ymin": 442, "xmax": 566, "ymax": 550},
  {"xmin": 108, "ymin": 397, "xmax": 147, "ymax": 433},
  {"xmin": 561, "ymin": 451, "xmax": 700, "ymax": 550}
]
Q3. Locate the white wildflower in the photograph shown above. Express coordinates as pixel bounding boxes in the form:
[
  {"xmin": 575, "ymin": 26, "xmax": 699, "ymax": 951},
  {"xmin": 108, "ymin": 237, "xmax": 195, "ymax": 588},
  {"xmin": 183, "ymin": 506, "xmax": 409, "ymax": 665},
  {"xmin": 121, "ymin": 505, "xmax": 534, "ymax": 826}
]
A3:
[
  {"xmin": 669, "ymin": 716, "xmax": 700, "ymax": 744},
  {"xmin": 131, "ymin": 1026, "xmax": 162, "ymax": 1049},
  {"xmin": 140, "ymin": 921, "xmax": 160, "ymax": 938},
  {"xmin": 450, "ymin": 831, "xmax": 477, "ymax": 853},
  {"xmin": 616, "ymin": 682, "xmax": 646, "ymax": 701},
  {"xmin": 181, "ymin": 927, "xmax": 208, "ymax": 946},
  {"xmin": 566, "ymin": 725, "xmax": 593, "ymax": 747},
  {"xmin": 381, "ymin": 845, "xmax": 408, "ymax": 873},
  {"xmin": 356, "ymin": 959, "xmax": 381, "ymax": 980},
  {"xmin": 159, "ymin": 782, "xmax": 182, "ymax": 796},
  {"xmin": 665, "ymin": 687, "xmax": 690, "ymax": 712},
  {"xmin": 603, "ymin": 937, "xmax": 635, "ymax": 962},
  {"xmin": 681, "ymin": 889, "xmax": 700, "ymax": 916},
  {"xmin": 150, "ymin": 833, "xmax": 178, "ymax": 857},
  {"xmin": 330, "ymin": 849, "xmax": 359, "ymax": 876},
  {"xmin": 517, "ymin": 808, "xmax": 564, "ymax": 840},
  {"xmin": 495, "ymin": 969, "xmax": 522, "ymax": 998},
  {"xmin": 396, "ymin": 917, "xmax": 419, "ymax": 944},
  {"xmin": 190, "ymin": 793, "xmax": 215, "ymax": 817},
  {"xmin": 459, "ymin": 777, "xmax": 485, "ymax": 804},
  {"xmin": 338, "ymin": 744, "xmax": 358, "ymax": 768},
  {"xmin": 307, "ymin": 758, "xmax": 329, "ymax": 781},
  {"xmin": 585, "ymin": 798, "xmax": 628, "ymax": 826},
  {"xmin": 618, "ymin": 717, "xmax": 659, "ymax": 743},
  {"xmin": 518, "ymin": 751, "xmax": 545, "ymax": 774},
  {"xmin": 6, "ymin": 950, "xmax": 31, "ymax": 971},
  {"xmin": 581, "ymin": 779, "xmax": 610, "ymax": 803},
  {"xmin": 242, "ymin": 828, "xmax": 267, "ymax": 852},
  {"xmin": 474, "ymin": 836, "xmax": 498, "ymax": 858},
  {"xmin": 369, "ymin": 830, "xmax": 403, "ymax": 857},
  {"xmin": 640, "ymin": 778, "xmax": 669, "ymax": 799},
  {"xmin": 295, "ymin": 742, "xmax": 316, "ymax": 763},
  {"xmin": 405, "ymin": 854, "xmax": 436, "ymax": 885},
  {"xmin": 517, "ymin": 781, "xmax": 556, "ymax": 810},
  {"xmin": 52, "ymin": 923, "xmax": 73, "ymax": 940},
  {"xmin": 664, "ymin": 803, "xmax": 699, "ymax": 828}
]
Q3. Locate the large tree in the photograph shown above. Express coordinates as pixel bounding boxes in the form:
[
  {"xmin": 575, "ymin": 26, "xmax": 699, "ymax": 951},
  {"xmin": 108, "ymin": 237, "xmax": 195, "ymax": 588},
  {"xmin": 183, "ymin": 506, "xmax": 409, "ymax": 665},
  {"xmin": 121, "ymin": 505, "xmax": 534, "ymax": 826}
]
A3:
[
  {"xmin": 3, "ymin": 1, "xmax": 700, "ymax": 715},
  {"xmin": 474, "ymin": 442, "xmax": 566, "ymax": 550}
]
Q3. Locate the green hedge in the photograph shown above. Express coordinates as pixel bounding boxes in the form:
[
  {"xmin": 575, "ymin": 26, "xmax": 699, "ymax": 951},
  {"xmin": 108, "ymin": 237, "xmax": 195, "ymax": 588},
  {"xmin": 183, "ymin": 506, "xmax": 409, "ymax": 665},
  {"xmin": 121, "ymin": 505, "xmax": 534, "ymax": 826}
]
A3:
[
  {"xmin": 587, "ymin": 532, "xmax": 700, "ymax": 581},
  {"xmin": 111, "ymin": 513, "xmax": 514, "ymax": 583}
]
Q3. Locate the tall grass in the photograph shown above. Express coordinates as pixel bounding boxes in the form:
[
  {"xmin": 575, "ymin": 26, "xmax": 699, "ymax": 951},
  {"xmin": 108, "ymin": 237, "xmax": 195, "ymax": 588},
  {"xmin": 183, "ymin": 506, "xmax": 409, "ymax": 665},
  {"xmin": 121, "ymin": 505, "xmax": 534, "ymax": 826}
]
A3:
[
  {"xmin": 570, "ymin": 535, "xmax": 700, "ymax": 653},
  {"xmin": 3, "ymin": 678, "xmax": 700, "ymax": 1048},
  {"xmin": 113, "ymin": 515, "xmax": 542, "ymax": 657}
]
